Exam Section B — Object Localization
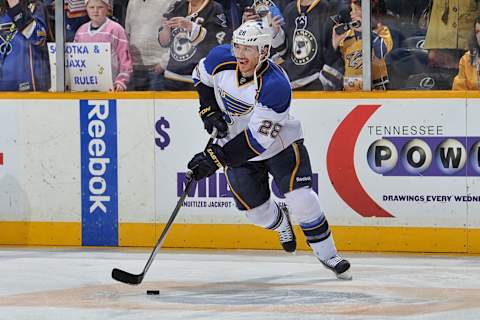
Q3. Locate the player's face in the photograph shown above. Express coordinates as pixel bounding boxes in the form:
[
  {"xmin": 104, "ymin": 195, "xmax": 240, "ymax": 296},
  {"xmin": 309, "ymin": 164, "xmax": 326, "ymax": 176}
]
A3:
[
  {"xmin": 233, "ymin": 43, "xmax": 259, "ymax": 77},
  {"xmin": 86, "ymin": 0, "xmax": 109, "ymax": 27}
]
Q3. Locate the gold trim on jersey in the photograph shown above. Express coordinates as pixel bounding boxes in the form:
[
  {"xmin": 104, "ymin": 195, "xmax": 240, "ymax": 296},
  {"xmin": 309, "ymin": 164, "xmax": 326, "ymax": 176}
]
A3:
[
  {"xmin": 289, "ymin": 142, "xmax": 301, "ymax": 192},
  {"xmin": 244, "ymin": 129, "xmax": 262, "ymax": 156},
  {"xmin": 188, "ymin": 0, "xmax": 209, "ymax": 16},
  {"xmin": 224, "ymin": 166, "xmax": 252, "ymax": 210},
  {"xmin": 236, "ymin": 61, "xmax": 270, "ymax": 87},
  {"xmin": 212, "ymin": 61, "xmax": 237, "ymax": 76},
  {"xmin": 296, "ymin": 0, "xmax": 322, "ymax": 14}
]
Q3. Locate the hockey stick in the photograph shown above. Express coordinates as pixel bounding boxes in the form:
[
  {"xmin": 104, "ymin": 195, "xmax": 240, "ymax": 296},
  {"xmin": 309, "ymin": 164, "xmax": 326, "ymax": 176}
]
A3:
[{"xmin": 112, "ymin": 134, "xmax": 215, "ymax": 285}]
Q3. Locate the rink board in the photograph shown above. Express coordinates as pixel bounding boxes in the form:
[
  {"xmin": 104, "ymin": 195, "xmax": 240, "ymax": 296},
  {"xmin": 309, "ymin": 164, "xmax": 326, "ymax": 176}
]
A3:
[{"xmin": 0, "ymin": 91, "xmax": 479, "ymax": 253}]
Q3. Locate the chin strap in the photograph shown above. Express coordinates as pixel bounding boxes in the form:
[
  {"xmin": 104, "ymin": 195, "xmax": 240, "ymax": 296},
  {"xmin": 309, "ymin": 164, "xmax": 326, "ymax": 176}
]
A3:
[{"xmin": 254, "ymin": 45, "xmax": 271, "ymax": 97}]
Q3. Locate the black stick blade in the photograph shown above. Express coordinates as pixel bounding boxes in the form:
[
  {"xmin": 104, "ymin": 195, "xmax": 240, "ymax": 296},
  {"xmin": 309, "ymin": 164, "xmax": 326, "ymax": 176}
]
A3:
[{"xmin": 112, "ymin": 268, "xmax": 144, "ymax": 285}]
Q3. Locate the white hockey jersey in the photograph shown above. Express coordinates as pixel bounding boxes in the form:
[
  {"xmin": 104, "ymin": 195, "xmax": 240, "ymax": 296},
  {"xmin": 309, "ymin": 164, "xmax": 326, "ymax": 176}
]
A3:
[{"xmin": 193, "ymin": 44, "xmax": 303, "ymax": 162}]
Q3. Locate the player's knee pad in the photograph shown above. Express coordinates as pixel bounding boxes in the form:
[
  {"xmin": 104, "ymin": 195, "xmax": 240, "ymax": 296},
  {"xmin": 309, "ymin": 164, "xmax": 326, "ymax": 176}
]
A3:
[
  {"xmin": 284, "ymin": 187, "xmax": 324, "ymax": 224},
  {"xmin": 244, "ymin": 199, "xmax": 277, "ymax": 228}
]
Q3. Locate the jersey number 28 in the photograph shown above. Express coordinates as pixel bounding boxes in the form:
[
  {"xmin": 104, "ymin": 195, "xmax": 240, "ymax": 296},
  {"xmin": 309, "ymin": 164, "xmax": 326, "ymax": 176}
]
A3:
[{"xmin": 258, "ymin": 120, "xmax": 282, "ymax": 138}]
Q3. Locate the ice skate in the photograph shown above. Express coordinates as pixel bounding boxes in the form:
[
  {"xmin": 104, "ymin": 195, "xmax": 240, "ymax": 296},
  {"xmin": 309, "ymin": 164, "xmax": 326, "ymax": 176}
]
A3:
[
  {"xmin": 274, "ymin": 205, "xmax": 296, "ymax": 253},
  {"xmin": 320, "ymin": 255, "xmax": 352, "ymax": 280}
]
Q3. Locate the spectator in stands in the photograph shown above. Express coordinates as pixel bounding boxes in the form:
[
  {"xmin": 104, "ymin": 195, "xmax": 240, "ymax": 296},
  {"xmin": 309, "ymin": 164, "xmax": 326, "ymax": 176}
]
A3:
[
  {"xmin": 158, "ymin": 0, "xmax": 231, "ymax": 91},
  {"xmin": 217, "ymin": 0, "xmax": 286, "ymax": 29},
  {"xmin": 424, "ymin": 0, "xmax": 480, "ymax": 70},
  {"xmin": 75, "ymin": 0, "xmax": 132, "ymax": 91},
  {"xmin": 0, "ymin": 0, "xmax": 49, "ymax": 91},
  {"xmin": 332, "ymin": 0, "xmax": 393, "ymax": 90},
  {"xmin": 277, "ymin": 0, "xmax": 344, "ymax": 90},
  {"xmin": 65, "ymin": 0, "xmax": 90, "ymax": 42},
  {"xmin": 125, "ymin": 0, "xmax": 170, "ymax": 90},
  {"xmin": 452, "ymin": 16, "xmax": 480, "ymax": 90},
  {"xmin": 112, "ymin": 0, "xmax": 129, "ymax": 26},
  {"xmin": 240, "ymin": 0, "xmax": 286, "ymax": 62},
  {"xmin": 425, "ymin": 0, "xmax": 480, "ymax": 50}
]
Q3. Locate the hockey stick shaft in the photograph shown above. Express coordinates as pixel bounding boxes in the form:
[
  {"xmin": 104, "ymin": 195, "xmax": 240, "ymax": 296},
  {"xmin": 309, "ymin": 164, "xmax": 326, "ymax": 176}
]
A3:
[{"xmin": 112, "ymin": 135, "xmax": 215, "ymax": 285}]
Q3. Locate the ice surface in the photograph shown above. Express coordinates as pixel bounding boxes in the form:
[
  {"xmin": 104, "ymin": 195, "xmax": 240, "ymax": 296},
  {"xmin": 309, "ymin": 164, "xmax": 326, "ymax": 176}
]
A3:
[{"xmin": 0, "ymin": 247, "xmax": 479, "ymax": 320}]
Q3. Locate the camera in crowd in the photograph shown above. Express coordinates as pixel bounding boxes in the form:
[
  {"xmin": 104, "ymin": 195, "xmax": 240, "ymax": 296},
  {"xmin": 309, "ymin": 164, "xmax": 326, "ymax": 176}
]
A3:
[
  {"xmin": 245, "ymin": 4, "xmax": 269, "ymax": 18},
  {"xmin": 330, "ymin": 9, "xmax": 361, "ymax": 36}
]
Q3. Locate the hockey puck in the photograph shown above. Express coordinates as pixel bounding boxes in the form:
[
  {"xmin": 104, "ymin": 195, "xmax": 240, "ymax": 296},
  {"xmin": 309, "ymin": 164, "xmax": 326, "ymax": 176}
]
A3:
[{"xmin": 147, "ymin": 290, "xmax": 160, "ymax": 295}]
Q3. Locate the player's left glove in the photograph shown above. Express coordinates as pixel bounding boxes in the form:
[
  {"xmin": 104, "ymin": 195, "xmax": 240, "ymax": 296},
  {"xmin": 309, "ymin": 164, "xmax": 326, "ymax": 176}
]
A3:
[{"xmin": 187, "ymin": 144, "xmax": 226, "ymax": 181}]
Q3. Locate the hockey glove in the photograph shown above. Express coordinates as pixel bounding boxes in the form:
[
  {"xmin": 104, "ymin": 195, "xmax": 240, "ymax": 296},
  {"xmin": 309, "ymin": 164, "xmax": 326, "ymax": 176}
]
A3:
[
  {"xmin": 199, "ymin": 106, "xmax": 228, "ymax": 139},
  {"xmin": 187, "ymin": 144, "xmax": 226, "ymax": 181}
]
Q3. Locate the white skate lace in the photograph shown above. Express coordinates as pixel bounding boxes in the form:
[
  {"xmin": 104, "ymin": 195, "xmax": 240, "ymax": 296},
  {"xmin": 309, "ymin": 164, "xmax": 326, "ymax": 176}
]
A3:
[
  {"xmin": 278, "ymin": 226, "xmax": 294, "ymax": 243},
  {"xmin": 324, "ymin": 255, "xmax": 343, "ymax": 268},
  {"xmin": 276, "ymin": 209, "xmax": 294, "ymax": 243}
]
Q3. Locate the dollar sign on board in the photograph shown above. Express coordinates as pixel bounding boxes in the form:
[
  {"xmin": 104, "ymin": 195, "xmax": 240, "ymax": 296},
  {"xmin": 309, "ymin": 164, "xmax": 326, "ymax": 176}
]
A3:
[{"xmin": 155, "ymin": 117, "xmax": 170, "ymax": 150}]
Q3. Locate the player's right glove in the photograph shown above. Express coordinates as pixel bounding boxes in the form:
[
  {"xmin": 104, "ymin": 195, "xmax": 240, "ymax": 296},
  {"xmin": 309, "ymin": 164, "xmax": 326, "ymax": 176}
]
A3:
[
  {"xmin": 199, "ymin": 105, "xmax": 228, "ymax": 139},
  {"xmin": 187, "ymin": 144, "xmax": 225, "ymax": 181}
]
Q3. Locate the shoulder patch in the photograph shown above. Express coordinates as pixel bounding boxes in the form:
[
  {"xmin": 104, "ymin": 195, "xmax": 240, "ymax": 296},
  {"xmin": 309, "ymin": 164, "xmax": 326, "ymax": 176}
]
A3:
[
  {"xmin": 257, "ymin": 64, "xmax": 291, "ymax": 113},
  {"xmin": 204, "ymin": 44, "xmax": 237, "ymax": 75}
]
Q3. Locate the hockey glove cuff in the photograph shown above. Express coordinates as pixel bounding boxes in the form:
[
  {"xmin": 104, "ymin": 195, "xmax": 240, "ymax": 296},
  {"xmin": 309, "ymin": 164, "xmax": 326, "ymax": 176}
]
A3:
[
  {"xmin": 187, "ymin": 144, "xmax": 225, "ymax": 181},
  {"xmin": 199, "ymin": 106, "xmax": 228, "ymax": 139}
]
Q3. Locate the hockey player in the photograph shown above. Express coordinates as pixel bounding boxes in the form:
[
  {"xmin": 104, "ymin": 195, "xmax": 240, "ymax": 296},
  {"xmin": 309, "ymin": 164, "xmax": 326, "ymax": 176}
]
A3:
[
  {"xmin": 0, "ymin": 0, "xmax": 48, "ymax": 91},
  {"xmin": 187, "ymin": 19, "xmax": 351, "ymax": 279},
  {"xmin": 158, "ymin": 0, "xmax": 232, "ymax": 91}
]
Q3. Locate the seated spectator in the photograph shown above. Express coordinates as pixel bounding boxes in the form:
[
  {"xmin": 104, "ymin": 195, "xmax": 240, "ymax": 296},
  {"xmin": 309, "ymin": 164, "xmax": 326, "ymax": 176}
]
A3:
[
  {"xmin": 332, "ymin": 0, "xmax": 393, "ymax": 91},
  {"xmin": 277, "ymin": 0, "xmax": 344, "ymax": 90},
  {"xmin": 125, "ymin": 0, "xmax": 170, "ymax": 90},
  {"xmin": 453, "ymin": 16, "xmax": 480, "ymax": 90},
  {"xmin": 74, "ymin": 0, "xmax": 132, "ymax": 91},
  {"xmin": 0, "ymin": 0, "xmax": 49, "ymax": 91},
  {"xmin": 158, "ymin": 0, "xmax": 232, "ymax": 91}
]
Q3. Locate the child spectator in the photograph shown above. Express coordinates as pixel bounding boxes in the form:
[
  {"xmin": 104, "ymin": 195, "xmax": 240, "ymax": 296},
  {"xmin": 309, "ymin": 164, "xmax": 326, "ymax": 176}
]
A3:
[
  {"xmin": 0, "ymin": 0, "xmax": 49, "ymax": 91},
  {"xmin": 158, "ymin": 0, "xmax": 231, "ymax": 91},
  {"xmin": 452, "ymin": 16, "xmax": 480, "ymax": 90},
  {"xmin": 74, "ymin": 0, "xmax": 132, "ymax": 91},
  {"xmin": 332, "ymin": 0, "xmax": 393, "ymax": 91}
]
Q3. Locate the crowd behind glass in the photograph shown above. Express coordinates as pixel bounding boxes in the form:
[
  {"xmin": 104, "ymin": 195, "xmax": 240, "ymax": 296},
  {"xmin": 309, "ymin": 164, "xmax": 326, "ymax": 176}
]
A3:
[{"xmin": 3, "ymin": 0, "xmax": 480, "ymax": 92}]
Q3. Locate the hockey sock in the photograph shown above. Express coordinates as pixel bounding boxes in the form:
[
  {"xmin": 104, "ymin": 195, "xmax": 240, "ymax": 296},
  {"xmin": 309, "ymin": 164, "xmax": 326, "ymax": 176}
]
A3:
[{"xmin": 300, "ymin": 216, "xmax": 337, "ymax": 261}]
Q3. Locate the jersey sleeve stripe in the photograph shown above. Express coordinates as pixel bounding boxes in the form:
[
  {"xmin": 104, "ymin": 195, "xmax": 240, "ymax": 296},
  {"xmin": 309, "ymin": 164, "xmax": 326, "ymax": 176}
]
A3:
[
  {"xmin": 289, "ymin": 142, "xmax": 301, "ymax": 192},
  {"xmin": 244, "ymin": 129, "xmax": 265, "ymax": 155}
]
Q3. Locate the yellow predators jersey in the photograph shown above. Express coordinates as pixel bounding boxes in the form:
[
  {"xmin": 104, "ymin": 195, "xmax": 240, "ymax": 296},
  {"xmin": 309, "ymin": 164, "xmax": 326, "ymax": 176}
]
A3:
[
  {"xmin": 452, "ymin": 52, "xmax": 480, "ymax": 90},
  {"xmin": 339, "ymin": 25, "xmax": 393, "ymax": 91}
]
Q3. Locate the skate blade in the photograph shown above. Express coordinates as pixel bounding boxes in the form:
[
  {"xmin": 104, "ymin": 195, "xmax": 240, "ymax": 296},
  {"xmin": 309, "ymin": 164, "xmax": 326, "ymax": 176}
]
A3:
[{"xmin": 336, "ymin": 270, "xmax": 352, "ymax": 281}]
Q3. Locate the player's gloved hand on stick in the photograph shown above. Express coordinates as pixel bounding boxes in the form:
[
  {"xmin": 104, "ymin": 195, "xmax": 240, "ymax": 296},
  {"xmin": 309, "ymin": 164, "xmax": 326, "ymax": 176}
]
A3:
[
  {"xmin": 188, "ymin": 144, "xmax": 225, "ymax": 180},
  {"xmin": 199, "ymin": 105, "xmax": 228, "ymax": 139}
]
